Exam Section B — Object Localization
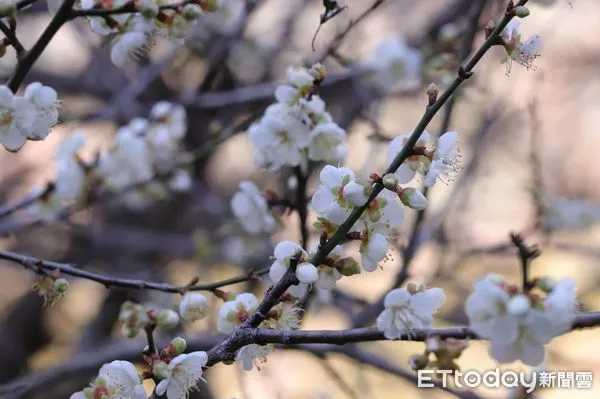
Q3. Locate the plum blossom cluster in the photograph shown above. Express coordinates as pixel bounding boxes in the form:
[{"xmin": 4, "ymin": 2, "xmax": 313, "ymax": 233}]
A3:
[
  {"xmin": 0, "ymin": 83, "xmax": 60, "ymax": 152},
  {"xmin": 498, "ymin": 18, "xmax": 542, "ymax": 73},
  {"xmin": 465, "ymin": 274, "xmax": 578, "ymax": 366},
  {"xmin": 69, "ymin": 338, "xmax": 208, "ymax": 399},
  {"xmin": 230, "ymin": 180, "xmax": 278, "ymax": 235},
  {"xmin": 28, "ymin": 101, "xmax": 192, "ymax": 221},
  {"xmin": 248, "ymin": 63, "xmax": 348, "ymax": 171},
  {"xmin": 46, "ymin": 0, "xmax": 229, "ymax": 67}
]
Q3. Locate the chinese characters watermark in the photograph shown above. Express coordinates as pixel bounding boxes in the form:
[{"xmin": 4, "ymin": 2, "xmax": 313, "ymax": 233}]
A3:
[{"xmin": 417, "ymin": 368, "xmax": 593, "ymax": 393}]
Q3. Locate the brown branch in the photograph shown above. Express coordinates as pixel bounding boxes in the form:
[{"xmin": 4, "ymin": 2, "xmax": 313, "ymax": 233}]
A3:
[
  {"xmin": 0, "ymin": 20, "xmax": 25, "ymax": 56},
  {"xmin": 0, "ymin": 247, "xmax": 269, "ymax": 293}
]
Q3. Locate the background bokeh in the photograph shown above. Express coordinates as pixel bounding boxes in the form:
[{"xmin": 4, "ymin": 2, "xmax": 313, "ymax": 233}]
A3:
[{"xmin": 1, "ymin": 0, "xmax": 600, "ymax": 398}]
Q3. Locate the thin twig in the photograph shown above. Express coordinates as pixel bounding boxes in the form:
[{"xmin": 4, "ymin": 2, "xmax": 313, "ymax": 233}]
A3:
[
  {"xmin": 0, "ymin": 20, "xmax": 25, "ymax": 56},
  {"xmin": 69, "ymin": 0, "xmax": 193, "ymax": 18},
  {"xmin": 0, "ymin": 247, "xmax": 270, "ymax": 293}
]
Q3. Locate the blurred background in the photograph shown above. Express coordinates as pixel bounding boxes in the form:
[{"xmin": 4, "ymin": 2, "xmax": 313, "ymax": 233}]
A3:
[{"xmin": 1, "ymin": 0, "xmax": 600, "ymax": 398}]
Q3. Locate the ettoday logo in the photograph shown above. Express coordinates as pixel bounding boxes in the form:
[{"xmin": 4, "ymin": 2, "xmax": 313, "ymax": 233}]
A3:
[{"xmin": 417, "ymin": 369, "xmax": 593, "ymax": 393}]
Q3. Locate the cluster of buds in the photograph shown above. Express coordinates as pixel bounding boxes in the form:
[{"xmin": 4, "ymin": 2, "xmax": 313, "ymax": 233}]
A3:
[{"xmin": 409, "ymin": 336, "xmax": 470, "ymax": 374}]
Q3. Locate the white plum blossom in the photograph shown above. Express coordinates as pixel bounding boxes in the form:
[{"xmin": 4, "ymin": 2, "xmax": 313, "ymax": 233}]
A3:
[
  {"xmin": 179, "ymin": 292, "xmax": 209, "ymax": 322},
  {"xmin": 500, "ymin": 19, "xmax": 542, "ymax": 73},
  {"xmin": 99, "ymin": 129, "xmax": 154, "ymax": 190},
  {"xmin": 27, "ymin": 185, "xmax": 63, "ymax": 222},
  {"xmin": 54, "ymin": 131, "xmax": 86, "ymax": 202},
  {"xmin": 217, "ymin": 293, "xmax": 259, "ymax": 334},
  {"xmin": 23, "ymin": 82, "xmax": 60, "ymax": 140},
  {"xmin": 307, "ymin": 122, "xmax": 347, "ymax": 163},
  {"xmin": 387, "ymin": 130, "xmax": 459, "ymax": 187},
  {"xmin": 342, "ymin": 180, "xmax": 371, "ymax": 207},
  {"xmin": 111, "ymin": 31, "xmax": 149, "ymax": 68},
  {"xmin": 357, "ymin": 189, "xmax": 405, "ymax": 236},
  {"xmin": 275, "ymin": 66, "xmax": 315, "ymax": 104},
  {"xmin": 230, "ymin": 180, "xmax": 277, "ymax": 234},
  {"xmin": 311, "ymin": 165, "xmax": 358, "ymax": 225},
  {"xmin": 235, "ymin": 344, "xmax": 272, "ymax": 371},
  {"xmin": 423, "ymin": 131, "xmax": 459, "ymax": 187},
  {"xmin": 364, "ymin": 36, "xmax": 423, "ymax": 93},
  {"xmin": 0, "ymin": 85, "xmax": 36, "ymax": 152},
  {"xmin": 269, "ymin": 241, "xmax": 318, "ymax": 285},
  {"xmin": 309, "ymin": 243, "xmax": 343, "ymax": 290},
  {"xmin": 98, "ymin": 360, "xmax": 146, "ymax": 399},
  {"xmin": 465, "ymin": 274, "xmax": 578, "ymax": 366},
  {"xmin": 248, "ymin": 104, "xmax": 310, "ymax": 171},
  {"xmin": 155, "ymin": 352, "xmax": 208, "ymax": 399},
  {"xmin": 359, "ymin": 230, "xmax": 388, "ymax": 272},
  {"xmin": 387, "ymin": 131, "xmax": 432, "ymax": 184},
  {"xmin": 376, "ymin": 285, "xmax": 446, "ymax": 339}
]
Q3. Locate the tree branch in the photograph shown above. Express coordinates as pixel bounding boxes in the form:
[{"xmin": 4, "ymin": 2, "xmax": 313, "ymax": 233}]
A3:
[
  {"xmin": 7, "ymin": 0, "xmax": 77, "ymax": 92},
  {"xmin": 0, "ymin": 247, "xmax": 270, "ymax": 293}
]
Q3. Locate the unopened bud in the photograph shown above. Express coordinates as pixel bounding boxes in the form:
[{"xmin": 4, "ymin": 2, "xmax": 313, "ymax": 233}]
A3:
[
  {"xmin": 406, "ymin": 282, "xmax": 419, "ymax": 295},
  {"xmin": 338, "ymin": 257, "xmax": 361, "ymax": 277},
  {"xmin": 399, "ymin": 188, "xmax": 428, "ymax": 210},
  {"xmin": 136, "ymin": 0, "xmax": 159, "ymax": 18},
  {"xmin": 309, "ymin": 63, "xmax": 327, "ymax": 81},
  {"xmin": 157, "ymin": 309, "xmax": 180, "ymax": 330},
  {"xmin": 514, "ymin": 6, "xmax": 529, "ymax": 18},
  {"xmin": 409, "ymin": 354, "xmax": 429, "ymax": 371},
  {"xmin": 535, "ymin": 277, "xmax": 556, "ymax": 293},
  {"xmin": 53, "ymin": 278, "xmax": 70, "ymax": 294},
  {"xmin": 152, "ymin": 362, "xmax": 170, "ymax": 380},
  {"xmin": 426, "ymin": 83, "xmax": 439, "ymax": 105},
  {"xmin": 342, "ymin": 181, "xmax": 370, "ymax": 207},
  {"xmin": 0, "ymin": 2, "xmax": 16, "ymax": 18},
  {"xmin": 382, "ymin": 173, "xmax": 398, "ymax": 191},
  {"xmin": 179, "ymin": 292, "xmax": 209, "ymax": 322},
  {"xmin": 182, "ymin": 4, "xmax": 203, "ymax": 20},
  {"xmin": 439, "ymin": 23, "xmax": 459, "ymax": 43},
  {"xmin": 168, "ymin": 336, "xmax": 187, "ymax": 355},
  {"xmin": 121, "ymin": 325, "xmax": 140, "ymax": 338}
]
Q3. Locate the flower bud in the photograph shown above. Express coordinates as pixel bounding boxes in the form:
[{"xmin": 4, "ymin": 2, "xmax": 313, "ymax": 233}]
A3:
[
  {"xmin": 535, "ymin": 277, "xmax": 556, "ymax": 293},
  {"xmin": 168, "ymin": 336, "xmax": 187, "ymax": 355},
  {"xmin": 157, "ymin": 309, "xmax": 180, "ymax": 330},
  {"xmin": 53, "ymin": 278, "xmax": 70, "ymax": 294},
  {"xmin": 309, "ymin": 63, "xmax": 327, "ymax": 81},
  {"xmin": 406, "ymin": 282, "xmax": 419, "ymax": 295},
  {"xmin": 182, "ymin": 4, "xmax": 203, "ymax": 20},
  {"xmin": 381, "ymin": 173, "xmax": 398, "ymax": 191},
  {"xmin": 399, "ymin": 188, "xmax": 428, "ymax": 210},
  {"xmin": 439, "ymin": 23, "xmax": 459, "ymax": 43},
  {"xmin": 119, "ymin": 301, "xmax": 149, "ymax": 329},
  {"xmin": 427, "ymin": 83, "xmax": 439, "ymax": 105},
  {"xmin": 121, "ymin": 324, "xmax": 140, "ymax": 338},
  {"xmin": 136, "ymin": 0, "xmax": 159, "ymax": 18},
  {"xmin": 338, "ymin": 257, "xmax": 361, "ymax": 277},
  {"xmin": 514, "ymin": 6, "xmax": 530, "ymax": 18},
  {"xmin": 179, "ymin": 292, "xmax": 209, "ymax": 322},
  {"xmin": 0, "ymin": 0, "xmax": 16, "ymax": 18},
  {"xmin": 152, "ymin": 362, "xmax": 170, "ymax": 380},
  {"xmin": 409, "ymin": 354, "xmax": 429, "ymax": 371},
  {"xmin": 507, "ymin": 294, "xmax": 531, "ymax": 316},
  {"xmin": 296, "ymin": 262, "xmax": 319, "ymax": 284}
]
